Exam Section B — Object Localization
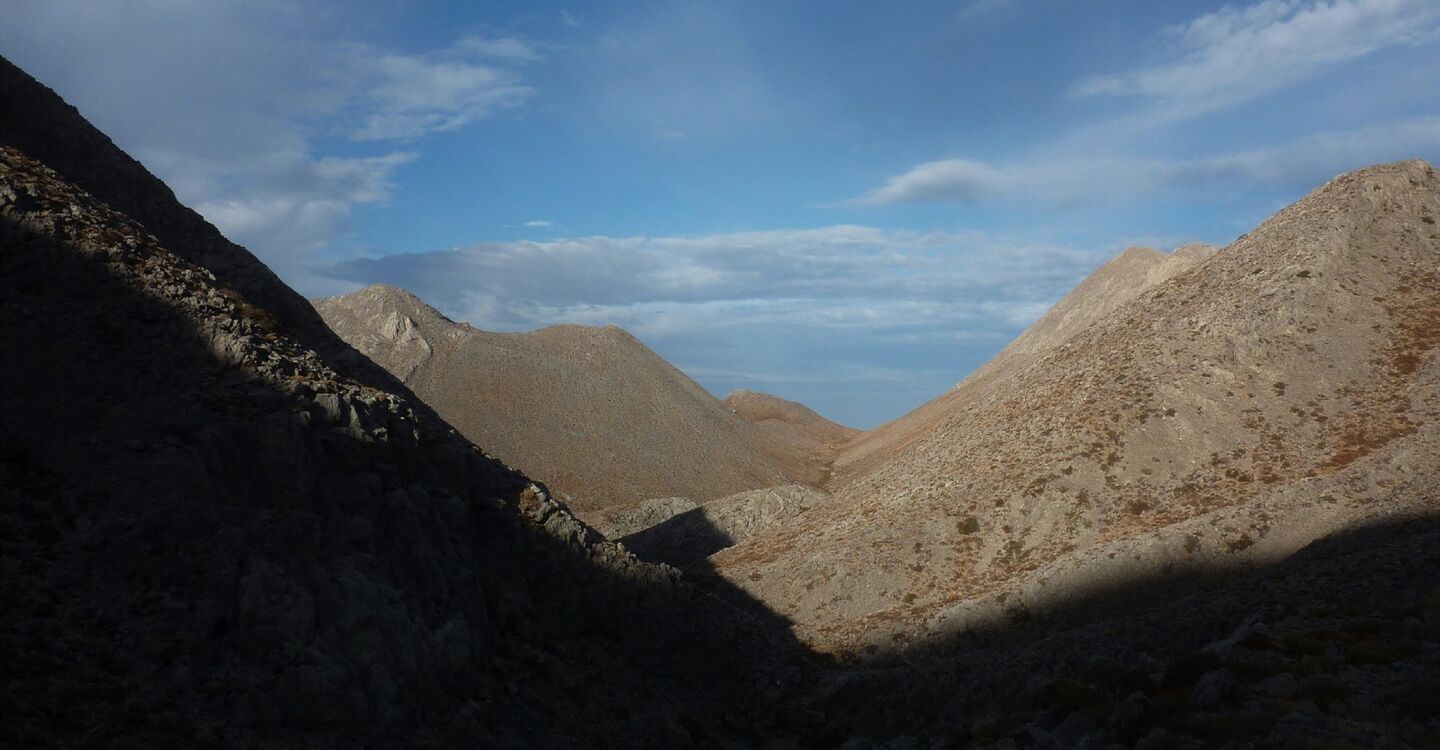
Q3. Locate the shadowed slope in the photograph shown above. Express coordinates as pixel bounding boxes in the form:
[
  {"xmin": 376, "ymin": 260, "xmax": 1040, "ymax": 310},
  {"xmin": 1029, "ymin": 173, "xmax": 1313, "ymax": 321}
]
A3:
[
  {"xmin": 0, "ymin": 60, "xmax": 806, "ymax": 748},
  {"xmin": 0, "ymin": 56, "xmax": 399, "ymax": 395},
  {"xmin": 315, "ymin": 284, "xmax": 810, "ymax": 511},
  {"xmin": 795, "ymin": 513, "xmax": 1440, "ymax": 748}
]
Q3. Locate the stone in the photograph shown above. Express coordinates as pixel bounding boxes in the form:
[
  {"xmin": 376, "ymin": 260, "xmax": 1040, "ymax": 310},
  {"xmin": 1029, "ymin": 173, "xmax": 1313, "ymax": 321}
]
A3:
[{"xmin": 1191, "ymin": 669, "xmax": 1239, "ymax": 710}]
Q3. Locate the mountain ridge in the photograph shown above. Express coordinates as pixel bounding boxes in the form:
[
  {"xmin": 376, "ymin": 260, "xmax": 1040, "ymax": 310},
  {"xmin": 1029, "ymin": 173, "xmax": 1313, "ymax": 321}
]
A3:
[
  {"xmin": 710, "ymin": 158, "xmax": 1440, "ymax": 652},
  {"xmin": 314, "ymin": 283, "xmax": 821, "ymax": 510},
  {"xmin": 831, "ymin": 241, "xmax": 1218, "ymax": 493}
]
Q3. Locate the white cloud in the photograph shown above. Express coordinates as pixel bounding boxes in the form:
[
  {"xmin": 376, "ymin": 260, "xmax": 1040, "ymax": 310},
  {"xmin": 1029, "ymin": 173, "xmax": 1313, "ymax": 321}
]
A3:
[
  {"xmin": 325, "ymin": 225, "xmax": 1099, "ymax": 338},
  {"xmin": 1073, "ymin": 0, "xmax": 1440, "ymax": 121},
  {"xmin": 857, "ymin": 159, "xmax": 1030, "ymax": 205},
  {"xmin": 455, "ymin": 34, "xmax": 545, "ymax": 63},
  {"xmin": 193, "ymin": 152, "xmax": 415, "ymax": 285},
  {"xmin": 958, "ymin": 0, "xmax": 1021, "ymax": 24},
  {"xmin": 320, "ymin": 224, "xmax": 1104, "ymax": 426},
  {"xmin": 857, "ymin": 116, "xmax": 1440, "ymax": 205},
  {"xmin": 0, "ymin": 0, "xmax": 536, "ymax": 293},
  {"xmin": 349, "ymin": 46, "xmax": 534, "ymax": 141},
  {"xmin": 522, "ymin": 220, "xmax": 554, "ymax": 228}
]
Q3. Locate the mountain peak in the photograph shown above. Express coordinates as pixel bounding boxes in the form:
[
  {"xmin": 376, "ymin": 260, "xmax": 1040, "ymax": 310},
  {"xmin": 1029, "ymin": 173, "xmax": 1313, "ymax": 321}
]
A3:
[{"xmin": 713, "ymin": 158, "xmax": 1440, "ymax": 653}]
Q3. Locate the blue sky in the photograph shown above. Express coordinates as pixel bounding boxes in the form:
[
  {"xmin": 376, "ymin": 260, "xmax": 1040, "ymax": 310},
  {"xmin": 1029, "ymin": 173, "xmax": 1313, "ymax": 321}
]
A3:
[{"xmin": 4, "ymin": 0, "xmax": 1439, "ymax": 428}]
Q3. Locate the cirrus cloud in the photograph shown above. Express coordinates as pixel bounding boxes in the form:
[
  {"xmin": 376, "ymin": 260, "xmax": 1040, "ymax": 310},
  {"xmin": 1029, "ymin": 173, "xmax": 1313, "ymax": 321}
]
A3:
[
  {"xmin": 1073, "ymin": 0, "xmax": 1440, "ymax": 121},
  {"xmin": 857, "ymin": 116, "xmax": 1440, "ymax": 205}
]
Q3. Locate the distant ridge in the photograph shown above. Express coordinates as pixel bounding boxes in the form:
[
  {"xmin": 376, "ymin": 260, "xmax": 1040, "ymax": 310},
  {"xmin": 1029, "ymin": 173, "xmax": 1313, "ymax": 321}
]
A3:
[
  {"xmin": 723, "ymin": 389, "xmax": 858, "ymax": 486},
  {"xmin": 315, "ymin": 284, "xmax": 829, "ymax": 510}
]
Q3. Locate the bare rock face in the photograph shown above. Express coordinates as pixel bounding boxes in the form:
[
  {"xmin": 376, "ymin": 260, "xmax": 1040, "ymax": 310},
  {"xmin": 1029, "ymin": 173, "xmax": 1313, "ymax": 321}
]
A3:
[
  {"xmin": 0, "ymin": 57, "xmax": 800, "ymax": 749},
  {"xmin": 713, "ymin": 161, "xmax": 1440, "ymax": 653},
  {"xmin": 314, "ymin": 285, "xmax": 814, "ymax": 511},
  {"xmin": 589, "ymin": 496, "xmax": 701, "ymax": 540}
]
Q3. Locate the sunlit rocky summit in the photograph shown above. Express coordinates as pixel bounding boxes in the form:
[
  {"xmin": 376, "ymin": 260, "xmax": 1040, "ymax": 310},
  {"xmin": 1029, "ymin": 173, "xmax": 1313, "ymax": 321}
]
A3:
[{"xmin": 4, "ymin": 53, "xmax": 1439, "ymax": 749}]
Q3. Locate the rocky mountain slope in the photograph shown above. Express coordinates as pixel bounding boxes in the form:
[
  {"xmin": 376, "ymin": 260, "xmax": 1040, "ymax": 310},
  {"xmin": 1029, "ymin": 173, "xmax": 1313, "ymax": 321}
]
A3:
[
  {"xmin": 0, "ymin": 56, "xmax": 800, "ymax": 749},
  {"xmin": 314, "ymin": 284, "xmax": 822, "ymax": 511},
  {"xmin": 834, "ymin": 242, "xmax": 1217, "ymax": 488},
  {"xmin": 711, "ymin": 160, "xmax": 1440, "ymax": 653}
]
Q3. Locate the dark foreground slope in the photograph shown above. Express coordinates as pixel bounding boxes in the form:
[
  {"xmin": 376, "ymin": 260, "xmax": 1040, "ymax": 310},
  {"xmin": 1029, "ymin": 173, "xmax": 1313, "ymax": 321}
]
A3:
[
  {"xmin": 800, "ymin": 514, "xmax": 1440, "ymax": 749},
  {"xmin": 0, "ymin": 59, "xmax": 802, "ymax": 748}
]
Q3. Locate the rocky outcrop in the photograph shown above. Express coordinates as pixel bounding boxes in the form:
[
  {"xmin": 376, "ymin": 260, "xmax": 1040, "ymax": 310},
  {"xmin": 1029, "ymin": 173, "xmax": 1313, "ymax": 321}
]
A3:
[
  {"xmin": 589, "ymin": 496, "xmax": 700, "ymax": 540},
  {"xmin": 619, "ymin": 484, "xmax": 829, "ymax": 567}
]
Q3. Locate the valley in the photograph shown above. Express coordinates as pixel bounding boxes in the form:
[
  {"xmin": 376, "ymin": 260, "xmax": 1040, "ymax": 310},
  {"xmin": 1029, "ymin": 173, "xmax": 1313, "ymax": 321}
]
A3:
[{"xmin": 2, "ymin": 51, "xmax": 1438, "ymax": 749}]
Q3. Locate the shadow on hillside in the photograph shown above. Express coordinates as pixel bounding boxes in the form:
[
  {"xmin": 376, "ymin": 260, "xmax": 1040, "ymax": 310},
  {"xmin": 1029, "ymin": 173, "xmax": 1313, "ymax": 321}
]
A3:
[
  {"xmin": 0, "ymin": 55, "xmax": 429, "ymax": 404},
  {"xmin": 3, "ymin": 208, "xmax": 1438, "ymax": 748},
  {"xmin": 790, "ymin": 512, "xmax": 1440, "ymax": 746},
  {"xmin": 0, "ymin": 211, "xmax": 815, "ymax": 749},
  {"xmin": 619, "ymin": 507, "xmax": 737, "ymax": 566}
]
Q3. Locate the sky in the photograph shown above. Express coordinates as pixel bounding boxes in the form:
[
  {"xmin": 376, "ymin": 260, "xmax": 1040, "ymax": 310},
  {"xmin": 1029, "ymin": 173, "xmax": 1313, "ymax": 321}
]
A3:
[{"xmin": 3, "ymin": 0, "xmax": 1439, "ymax": 428}]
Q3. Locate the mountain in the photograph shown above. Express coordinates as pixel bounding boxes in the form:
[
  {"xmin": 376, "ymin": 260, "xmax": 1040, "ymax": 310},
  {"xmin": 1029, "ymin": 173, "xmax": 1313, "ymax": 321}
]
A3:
[
  {"xmin": 710, "ymin": 161, "xmax": 1440, "ymax": 654},
  {"xmin": 6, "ymin": 50, "xmax": 1438, "ymax": 749},
  {"xmin": 314, "ymin": 284, "xmax": 825, "ymax": 511},
  {"xmin": 723, "ymin": 389, "xmax": 859, "ymax": 485},
  {"xmin": 833, "ymin": 242, "xmax": 1217, "ymax": 488},
  {"xmin": 0, "ymin": 55, "xmax": 798, "ymax": 748}
]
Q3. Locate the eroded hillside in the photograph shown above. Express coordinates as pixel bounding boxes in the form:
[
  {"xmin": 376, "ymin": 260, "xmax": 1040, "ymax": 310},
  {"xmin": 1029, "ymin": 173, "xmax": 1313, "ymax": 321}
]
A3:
[
  {"xmin": 834, "ymin": 242, "xmax": 1217, "ymax": 489},
  {"xmin": 712, "ymin": 161, "xmax": 1440, "ymax": 653}
]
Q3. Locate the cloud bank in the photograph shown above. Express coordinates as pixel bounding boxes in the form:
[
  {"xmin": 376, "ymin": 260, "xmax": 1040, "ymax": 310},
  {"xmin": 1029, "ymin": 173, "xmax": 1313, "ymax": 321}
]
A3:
[
  {"xmin": 325, "ymin": 226, "xmax": 1094, "ymax": 336},
  {"xmin": 319, "ymin": 225, "xmax": 1109, "ymax": 426}
]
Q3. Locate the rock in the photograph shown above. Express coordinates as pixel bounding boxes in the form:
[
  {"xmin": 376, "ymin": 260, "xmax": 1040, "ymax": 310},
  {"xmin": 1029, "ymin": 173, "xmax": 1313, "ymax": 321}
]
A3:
[
  {"xmin": 1108, "ymin": 691, "xmax": 1151, "ymax": 743},
  {"xmin": 1256, "ymin": 672, "xmax": 1298, "ymax": 699},
  {"xmin": 1191, "ymin": 669, "xmax": 1239, "ymax": 710},
  {"xmin": 1052, "ymin": 711, "xmax": 1100, "ymax": 746}
]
